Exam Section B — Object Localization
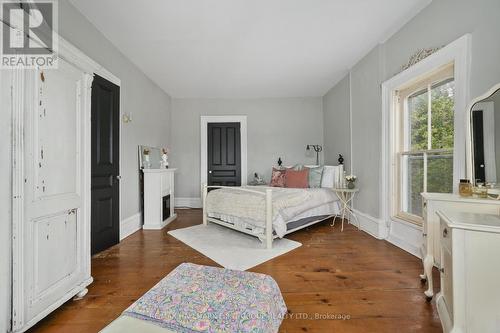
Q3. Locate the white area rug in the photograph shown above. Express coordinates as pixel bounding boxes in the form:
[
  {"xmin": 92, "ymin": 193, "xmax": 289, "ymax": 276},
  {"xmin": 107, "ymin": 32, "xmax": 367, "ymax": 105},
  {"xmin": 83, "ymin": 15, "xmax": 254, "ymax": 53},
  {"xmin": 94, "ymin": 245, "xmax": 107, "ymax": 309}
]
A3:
[{"xmin": 168, "ymin": 223, "xmax": 302, "ymax": 271}]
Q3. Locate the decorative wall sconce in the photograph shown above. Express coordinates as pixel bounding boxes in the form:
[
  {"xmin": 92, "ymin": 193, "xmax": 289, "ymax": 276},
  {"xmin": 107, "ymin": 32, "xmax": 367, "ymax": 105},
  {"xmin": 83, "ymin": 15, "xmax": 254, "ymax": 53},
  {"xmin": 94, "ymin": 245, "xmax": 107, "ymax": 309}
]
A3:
[
  {"xmin": 306, "ymin": 144, "xmax": 323, "ymax": 165},
  {"xmin": 122, "ymin": 112, "xmax": 132, "ymax": 124}
]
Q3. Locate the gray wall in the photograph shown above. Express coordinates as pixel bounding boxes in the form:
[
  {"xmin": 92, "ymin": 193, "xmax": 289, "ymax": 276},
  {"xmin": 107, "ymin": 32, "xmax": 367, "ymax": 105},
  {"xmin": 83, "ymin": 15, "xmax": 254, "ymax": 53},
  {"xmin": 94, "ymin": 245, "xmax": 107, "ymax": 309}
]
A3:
[
  {"xmin": 0, "ymin": 2, "xmax": 172, "ymax": 330},
  {"xmin": 323, "ymin": 0, "xmax": 500, "ymax": 218},
  {"xmin": 58, "ymin": 1, "xmax": 173, "ymax": 220},
  {"xmin": 323, "ymin": 75, "xmax": 350, "ymax": 171},
  {"xmin": 350, "ymin": 46, "xmax": 384, "ymax": 217},
  {"xmin": 171, "ymin": 98, "xmax": 323, "ymax": 198}
]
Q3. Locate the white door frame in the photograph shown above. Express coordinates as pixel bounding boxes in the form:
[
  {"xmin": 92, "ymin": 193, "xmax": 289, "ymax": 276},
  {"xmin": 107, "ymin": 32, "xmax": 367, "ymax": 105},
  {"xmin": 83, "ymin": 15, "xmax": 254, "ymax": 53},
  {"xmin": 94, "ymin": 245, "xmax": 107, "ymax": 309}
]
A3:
[
  {"xmin": 200, "ymin": 116, "xmax": 248, "ymax": 189},
  {"xmin": 380, "ymin": 34, "xmax": 471, "ymax": 226}
]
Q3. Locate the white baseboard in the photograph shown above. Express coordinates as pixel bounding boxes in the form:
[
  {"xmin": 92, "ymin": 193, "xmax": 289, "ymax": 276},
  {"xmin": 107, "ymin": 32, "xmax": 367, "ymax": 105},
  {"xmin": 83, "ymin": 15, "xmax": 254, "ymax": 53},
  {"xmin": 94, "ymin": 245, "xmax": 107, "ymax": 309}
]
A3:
[
  {"xmin": 143, "ymin": 213, "xmax": 177, "ymax": 230},
  {"xmin": 353, "ymin": 209, "xmax": 422, "ymax": 258},
  {"xmin": 386, "ymin": 218, "xmax": 422, "ymax": 258},
  {"xmin": 175, "ymin": 197, "xmax": 202, "ymax": 208},
  {"xmin": 352, "ymin": 209, "xmax": 388, "ymax": 239},
  {"xmin": 120, "ymin": 212, "xmax": 142, "ymax": 240}
]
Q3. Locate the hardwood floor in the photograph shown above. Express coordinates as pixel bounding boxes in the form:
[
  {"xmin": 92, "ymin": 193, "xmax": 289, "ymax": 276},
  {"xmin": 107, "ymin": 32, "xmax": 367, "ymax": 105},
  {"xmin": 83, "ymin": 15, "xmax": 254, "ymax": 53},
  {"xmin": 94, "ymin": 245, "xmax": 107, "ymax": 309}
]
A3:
[{"xmin": 30, "ymin": 209, "xmax": 442, "ymax": 332}]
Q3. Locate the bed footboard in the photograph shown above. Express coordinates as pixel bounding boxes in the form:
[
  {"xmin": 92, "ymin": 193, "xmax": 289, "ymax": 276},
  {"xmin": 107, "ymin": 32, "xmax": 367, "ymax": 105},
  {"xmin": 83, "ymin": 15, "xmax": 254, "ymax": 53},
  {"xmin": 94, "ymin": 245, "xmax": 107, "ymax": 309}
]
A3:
[{"xmin": 201, "ymin": 183, "xmax": 274, "ymax": 249}]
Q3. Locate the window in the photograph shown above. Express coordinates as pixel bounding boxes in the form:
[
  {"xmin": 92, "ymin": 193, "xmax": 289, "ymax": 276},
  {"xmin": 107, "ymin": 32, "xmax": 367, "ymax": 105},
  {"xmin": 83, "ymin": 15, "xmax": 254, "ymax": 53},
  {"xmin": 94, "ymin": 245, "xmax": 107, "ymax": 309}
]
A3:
[{"xmin": 395, "ymin": 65, "xmax": 455, "ymax": 223}]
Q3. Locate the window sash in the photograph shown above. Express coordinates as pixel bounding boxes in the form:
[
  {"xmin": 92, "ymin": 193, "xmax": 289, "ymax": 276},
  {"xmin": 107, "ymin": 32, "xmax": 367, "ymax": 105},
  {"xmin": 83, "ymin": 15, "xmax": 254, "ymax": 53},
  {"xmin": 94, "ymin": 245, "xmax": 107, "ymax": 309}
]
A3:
[
  {"xmin": 399, "ymin": 150, "xmax": 454, "ymax": 222},
  {"xmin": 394, "ymin": 66, "xmax": 455, "ymax": 224}
]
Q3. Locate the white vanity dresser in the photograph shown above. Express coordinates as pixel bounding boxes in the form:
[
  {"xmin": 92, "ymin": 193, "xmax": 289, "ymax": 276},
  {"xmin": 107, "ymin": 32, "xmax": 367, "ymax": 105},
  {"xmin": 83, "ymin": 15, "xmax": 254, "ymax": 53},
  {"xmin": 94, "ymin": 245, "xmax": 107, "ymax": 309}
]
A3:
[
  {"xmin": 435, "ymin": 210, "xmax": 500, "ymax": 333},
  {"xmin": 420, "ymin": 193, "xmax": 500, "ymax": 299}
]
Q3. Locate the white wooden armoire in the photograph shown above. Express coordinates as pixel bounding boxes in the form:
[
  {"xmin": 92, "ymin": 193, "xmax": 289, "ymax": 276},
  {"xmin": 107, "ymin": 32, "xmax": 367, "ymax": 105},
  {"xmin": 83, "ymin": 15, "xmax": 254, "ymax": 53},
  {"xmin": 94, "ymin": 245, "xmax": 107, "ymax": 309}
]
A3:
[{"xmin": 10, "ymin": 38, "xmax": 116, "ymax": 332}]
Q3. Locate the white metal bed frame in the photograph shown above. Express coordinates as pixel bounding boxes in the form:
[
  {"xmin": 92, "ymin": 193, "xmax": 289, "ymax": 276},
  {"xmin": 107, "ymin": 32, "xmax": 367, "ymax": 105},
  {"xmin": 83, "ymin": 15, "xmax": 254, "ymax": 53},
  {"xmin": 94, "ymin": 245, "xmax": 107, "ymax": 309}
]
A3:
[{"xmin": 202, "ymin": 184, "xmax": 335, "ymax": 249}]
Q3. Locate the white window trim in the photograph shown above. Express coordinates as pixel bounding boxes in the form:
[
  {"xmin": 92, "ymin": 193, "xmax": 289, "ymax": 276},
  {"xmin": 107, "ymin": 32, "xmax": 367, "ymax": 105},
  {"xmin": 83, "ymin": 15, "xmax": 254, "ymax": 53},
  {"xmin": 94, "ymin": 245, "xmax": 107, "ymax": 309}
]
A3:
[
  {"xmin": 381, "ymin": 34, "xmax": 471, "ymax": 225},
  {"xmin": 200, "ymin": 115, "xmax": 248, "ymax": 191}
]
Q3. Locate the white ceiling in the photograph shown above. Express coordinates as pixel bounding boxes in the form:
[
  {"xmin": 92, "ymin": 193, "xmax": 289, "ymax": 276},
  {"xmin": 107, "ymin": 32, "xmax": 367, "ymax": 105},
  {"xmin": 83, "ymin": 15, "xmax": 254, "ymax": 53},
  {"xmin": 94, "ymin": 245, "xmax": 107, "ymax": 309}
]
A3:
[{"xmin": 69, "ymin": 0, "xmax": 431, "ymax": 98}]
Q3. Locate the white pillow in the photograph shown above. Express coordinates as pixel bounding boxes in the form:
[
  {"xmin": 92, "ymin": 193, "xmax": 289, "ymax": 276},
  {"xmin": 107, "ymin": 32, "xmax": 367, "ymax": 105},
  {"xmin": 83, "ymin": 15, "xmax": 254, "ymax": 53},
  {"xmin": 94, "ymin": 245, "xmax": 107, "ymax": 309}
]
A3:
[{"xmin": 321, "ymin": 165, "xmax": 343, "ymax": 188}]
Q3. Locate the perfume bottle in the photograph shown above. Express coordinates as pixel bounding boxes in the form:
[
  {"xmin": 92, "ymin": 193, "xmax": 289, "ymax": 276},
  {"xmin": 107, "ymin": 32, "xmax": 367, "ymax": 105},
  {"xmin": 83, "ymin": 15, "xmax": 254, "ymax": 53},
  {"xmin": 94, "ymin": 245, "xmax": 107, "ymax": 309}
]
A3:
[
  {"xmin": 458, "ymin": 179, "xmax": 472, "ymax": 197},
  {"xmin": 473, "ymin": 183, "xmax": 488, "ymax": 199}
]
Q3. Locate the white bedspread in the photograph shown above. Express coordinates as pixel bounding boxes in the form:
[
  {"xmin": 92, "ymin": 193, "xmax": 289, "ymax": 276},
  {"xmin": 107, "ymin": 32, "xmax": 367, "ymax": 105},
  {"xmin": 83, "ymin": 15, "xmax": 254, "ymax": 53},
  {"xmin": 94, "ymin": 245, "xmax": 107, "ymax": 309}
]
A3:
[{"xmin": 206, "ymin": 186, "xmax": 338, "ymax": 237}]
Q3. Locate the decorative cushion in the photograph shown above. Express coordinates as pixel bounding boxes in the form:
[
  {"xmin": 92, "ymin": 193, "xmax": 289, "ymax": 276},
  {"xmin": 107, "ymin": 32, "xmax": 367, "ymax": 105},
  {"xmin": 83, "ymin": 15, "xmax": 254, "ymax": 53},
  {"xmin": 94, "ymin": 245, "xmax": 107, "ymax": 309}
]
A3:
[
  {"xmin": 291, "ymin": 164, "xmax": 305, "ymax": 171},
  {"xmin": 308, "ymin": 166, "xmax": 324, "ymax": 188},
  {"xmin": 270, "ymin": 167, "xmax": 286, "ymax": 187},
  {"xmin": 285, "ymin": 169, "xmax": 309, "ymax": 188},
  {"xmin": 321, "ymin": 165, "xmax": 341, "ymax": 188},
  {"xmin": 123, "ymin": 263, "xmax": 287, "ymax": 333}
]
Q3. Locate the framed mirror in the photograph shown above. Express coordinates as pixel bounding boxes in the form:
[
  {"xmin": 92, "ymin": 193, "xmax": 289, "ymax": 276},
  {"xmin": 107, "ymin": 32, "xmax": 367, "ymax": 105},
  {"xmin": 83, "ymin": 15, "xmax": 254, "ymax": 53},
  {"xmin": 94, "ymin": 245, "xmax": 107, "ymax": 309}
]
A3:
[
  {"xmin": 138, "ymin": 145, "xmax": 166, "ymax": 169},
  {"xmin": 468, "ymin": 83, "xmax": 500, "ymax": 198}
]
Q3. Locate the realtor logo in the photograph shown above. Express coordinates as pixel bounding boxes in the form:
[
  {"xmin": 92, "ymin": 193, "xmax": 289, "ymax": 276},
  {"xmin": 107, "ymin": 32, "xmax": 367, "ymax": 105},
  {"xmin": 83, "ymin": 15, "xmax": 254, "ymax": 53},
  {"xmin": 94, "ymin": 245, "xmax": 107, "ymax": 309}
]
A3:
[{"xmin": 1, "ymin": 0, "xmax": 58, "ymax": 68}]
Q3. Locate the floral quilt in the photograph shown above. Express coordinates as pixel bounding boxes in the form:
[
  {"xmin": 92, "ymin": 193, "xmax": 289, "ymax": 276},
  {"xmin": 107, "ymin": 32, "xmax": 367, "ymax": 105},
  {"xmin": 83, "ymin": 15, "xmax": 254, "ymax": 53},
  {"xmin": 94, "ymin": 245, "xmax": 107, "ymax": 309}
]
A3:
[{"xmin": 123, "ymin": 263, "xmax": 287, "ymax": 333}]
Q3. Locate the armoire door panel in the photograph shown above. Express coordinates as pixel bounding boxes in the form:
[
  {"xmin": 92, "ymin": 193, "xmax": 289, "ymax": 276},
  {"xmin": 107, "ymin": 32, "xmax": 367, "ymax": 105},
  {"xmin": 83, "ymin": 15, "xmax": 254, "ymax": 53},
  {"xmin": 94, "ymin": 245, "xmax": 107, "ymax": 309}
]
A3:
[
  {"xmin": 28, "ymin": 212, "xmax": 82, "ymax": 322},
  {"xmin": 34, "ymin": 61, "xmax": 82, "ymax": 201},
  {"xmin": 32, "ymin": 211, "xmax": 78, "ymax": 299}
]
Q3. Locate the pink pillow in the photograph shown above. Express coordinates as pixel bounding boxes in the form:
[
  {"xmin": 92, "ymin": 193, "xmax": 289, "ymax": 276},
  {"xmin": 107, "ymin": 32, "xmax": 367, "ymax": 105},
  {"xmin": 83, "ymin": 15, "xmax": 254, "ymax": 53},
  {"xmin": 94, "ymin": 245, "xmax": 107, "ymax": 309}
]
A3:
[
  {"xmin": 270, "ymin": 168, "xmax": 286, "ymax": 187},
  {"xmin": 285, "ymin": 169, "xmax": 309, "ymax": 188}
]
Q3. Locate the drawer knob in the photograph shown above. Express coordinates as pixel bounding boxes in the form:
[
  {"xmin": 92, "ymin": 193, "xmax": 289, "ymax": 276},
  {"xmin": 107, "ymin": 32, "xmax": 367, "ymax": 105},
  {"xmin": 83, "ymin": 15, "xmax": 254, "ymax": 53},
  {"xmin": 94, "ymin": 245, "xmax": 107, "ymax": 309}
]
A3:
[
  {"xmin": 442, "ymin": 228, "xmax": 448, "ymax": 238},
  {"xmin": 423, "ymin": 233, "xmax": 427, "ymax": 237}
]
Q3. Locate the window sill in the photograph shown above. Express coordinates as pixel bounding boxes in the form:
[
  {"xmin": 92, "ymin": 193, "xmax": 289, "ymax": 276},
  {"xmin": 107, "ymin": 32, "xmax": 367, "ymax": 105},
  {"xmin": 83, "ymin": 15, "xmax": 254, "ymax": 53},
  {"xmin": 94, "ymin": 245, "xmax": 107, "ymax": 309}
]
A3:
[{"xmin": 392, "ymin": 215, "xmax": 423, "ymax": 229}]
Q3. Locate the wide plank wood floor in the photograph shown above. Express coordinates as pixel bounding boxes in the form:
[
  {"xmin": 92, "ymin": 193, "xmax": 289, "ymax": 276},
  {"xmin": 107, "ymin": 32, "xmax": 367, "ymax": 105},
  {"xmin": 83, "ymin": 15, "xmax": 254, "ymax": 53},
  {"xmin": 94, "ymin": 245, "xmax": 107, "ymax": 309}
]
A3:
[{"xmin": 30, "ymin": 209, "xmax": 442, "ymax": 332}]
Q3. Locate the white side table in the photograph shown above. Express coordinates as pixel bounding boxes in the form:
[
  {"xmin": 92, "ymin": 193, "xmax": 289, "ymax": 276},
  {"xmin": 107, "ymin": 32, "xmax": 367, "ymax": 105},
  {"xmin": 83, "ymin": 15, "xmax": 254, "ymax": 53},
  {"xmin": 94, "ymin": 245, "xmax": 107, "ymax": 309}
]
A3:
[{"xmin": 332, "ymin": 188, "xmax": 360, "ymax": 231}]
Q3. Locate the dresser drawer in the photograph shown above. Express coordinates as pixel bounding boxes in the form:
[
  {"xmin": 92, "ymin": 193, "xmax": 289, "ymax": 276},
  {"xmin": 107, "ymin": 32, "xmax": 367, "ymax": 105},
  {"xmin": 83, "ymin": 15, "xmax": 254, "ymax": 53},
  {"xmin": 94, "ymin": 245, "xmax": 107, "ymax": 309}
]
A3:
[
  {"xmin": 441, "ymin": 242, "xmax": 453, "ymax": 319},
  {"xmin": 439, "ymin": 217, "xmax": 454, "ymax": 321},
  {"xmin": 440, "ymin": 218, "xmax": 452, "ymax": 253}
]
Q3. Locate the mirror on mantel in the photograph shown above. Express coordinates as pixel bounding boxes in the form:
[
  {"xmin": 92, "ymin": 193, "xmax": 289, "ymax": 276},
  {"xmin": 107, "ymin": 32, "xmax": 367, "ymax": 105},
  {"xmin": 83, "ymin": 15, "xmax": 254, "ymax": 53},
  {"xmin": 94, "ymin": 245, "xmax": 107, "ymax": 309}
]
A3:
[{"xmin": 469, "ymin": 84, "xmax": 500, "ymax": 198}]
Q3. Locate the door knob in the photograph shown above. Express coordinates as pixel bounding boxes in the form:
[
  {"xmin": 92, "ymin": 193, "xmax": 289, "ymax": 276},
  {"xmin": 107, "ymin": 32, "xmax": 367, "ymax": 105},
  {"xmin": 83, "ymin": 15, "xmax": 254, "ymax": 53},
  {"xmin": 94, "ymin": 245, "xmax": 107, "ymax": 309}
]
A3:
[
  {"xmin": 116, "ymin": 175, "xmax": 122, "ymax": 180},
  {"xmin": 209, "ymin": 171, "xmax": 212, "ymax": 174}
]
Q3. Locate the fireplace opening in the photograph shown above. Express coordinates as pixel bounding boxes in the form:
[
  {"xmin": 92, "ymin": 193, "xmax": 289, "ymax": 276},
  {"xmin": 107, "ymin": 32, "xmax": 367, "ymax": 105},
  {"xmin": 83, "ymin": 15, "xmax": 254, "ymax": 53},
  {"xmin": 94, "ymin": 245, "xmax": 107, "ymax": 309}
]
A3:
[{"xmin": 162, "ymin": 194, "xmax": 171, "ymax": 221}]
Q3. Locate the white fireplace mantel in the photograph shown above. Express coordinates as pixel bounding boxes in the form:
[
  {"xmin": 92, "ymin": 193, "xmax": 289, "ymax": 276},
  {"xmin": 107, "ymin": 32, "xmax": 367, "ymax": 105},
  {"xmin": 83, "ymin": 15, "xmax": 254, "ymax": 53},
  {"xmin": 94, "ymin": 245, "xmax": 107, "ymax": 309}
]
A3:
[{"xmin": 142, "ymin": 168, "xmax": 177, "ymax": 230}]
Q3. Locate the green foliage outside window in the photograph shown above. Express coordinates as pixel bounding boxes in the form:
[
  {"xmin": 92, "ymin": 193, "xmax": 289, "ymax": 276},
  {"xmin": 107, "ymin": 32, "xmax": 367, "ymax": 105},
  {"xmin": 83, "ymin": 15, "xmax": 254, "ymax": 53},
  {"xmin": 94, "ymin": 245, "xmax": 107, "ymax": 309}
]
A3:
[{"xmin": 407, "ymin": 80, "xmax": 455, "ymax": 216}]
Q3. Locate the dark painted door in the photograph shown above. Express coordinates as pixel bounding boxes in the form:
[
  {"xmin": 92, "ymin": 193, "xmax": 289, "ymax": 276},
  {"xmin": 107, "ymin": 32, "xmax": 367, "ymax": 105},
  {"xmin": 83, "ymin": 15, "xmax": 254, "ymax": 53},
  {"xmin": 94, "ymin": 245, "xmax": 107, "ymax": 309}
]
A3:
[
  {"xmin": 207, "ymin": 122, "xmax": 241, "ymax": 186},
  {"xmin": 91, "ymin": 74, "xmax": 120, "ymax": 255},
  {"xmin": 472, "ymin": 111, "xmax": 486, "ymax": 183}
]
